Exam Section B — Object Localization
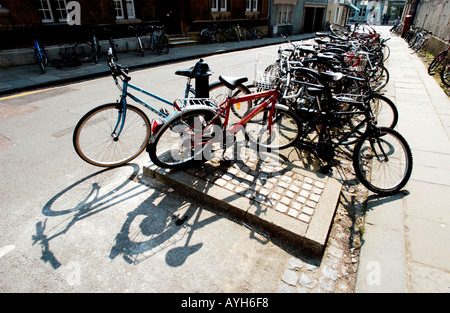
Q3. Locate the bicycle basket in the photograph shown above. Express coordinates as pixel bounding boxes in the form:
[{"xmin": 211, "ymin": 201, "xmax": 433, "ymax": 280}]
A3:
[
  {"xmin": 173, "ymin": 98, "xmax": 214, "ymax": 111},
  {"xmin": 254, "ymin": 53, "xmax": 281, "ymax": 90}
]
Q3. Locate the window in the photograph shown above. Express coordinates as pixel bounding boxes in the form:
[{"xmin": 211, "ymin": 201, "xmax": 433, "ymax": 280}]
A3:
[
  {"xmin": 114, "ymin": 0, "xmax": 124, "ymax": 19},
  {"xmin": 37, "ymin": 0, "xmax": 54, "ymax": 23},
  {"xmin": 334, "ymin": 7, "xmax": 340, "ymax": 24},
  {"xmin": 246, "ymin": 0, "xmax": 258, "ymax": 12},
  {"xmin": 126, "ymin": 0, "xmax": 135, "ymax": 19},
  {"xmin": 115, "ymin": 0, "xmax": 136, "ymax": 19},
  {"xmin": 55, "ymin": 0, "xmax": 68, "ymax": 22},
  {"xmin": 212, "ymin": 0, "xmax": 227, "ymax": 12},
  {"xmin": 277, "ymin": 4, "xmax": 292, "ymax": 24}
]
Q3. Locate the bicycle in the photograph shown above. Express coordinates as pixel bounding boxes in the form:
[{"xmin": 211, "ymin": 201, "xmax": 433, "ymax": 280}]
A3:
[
  {"xmin": 73, "ymin": 50, "xmax": 252, "ymax": 167},
  {"xmin": 200, "ymin": 24, "xmax": 218, "ymax": 44},
  {"xmin": 147, "ymin": 62, "xmax": 413, "ymax": 195},
  {"xmin": 440, "ymin": 62, "xmax": 450, "ymax": 87},
  {"xmin": 150, "ymin": 26, "xmax": 169, "ymax": 55},
  {"xmin": 33, "ymin": 38, "xmax": 48, "ymax": 73},
  {"xmin": 128, "ymin": 25, "xmax": 145, "ymax": 57},
  {"xmin": 428, "ymin": 40, "xmax": 450, "ymax": 75},
  {"xmin": 287, "ymin": 67, "xmax": 412, "ymax": 195},
  {"xmin": 74, "ymin": 28, "xmax": 101, "ymax": 64},
  {"xmin": 246, "ymin": 25, "xmax": 264, "ymax": 40}
]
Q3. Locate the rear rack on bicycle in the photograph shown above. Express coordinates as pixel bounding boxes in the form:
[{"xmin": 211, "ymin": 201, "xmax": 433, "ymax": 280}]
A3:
[
  {"xmin": 173, "ymin": 98, "xmax": 213, "ymax": 111},
  {"xmin": 254, "ymin": 53, "xmax": 280, "ymax": 90},
  {"xmin": 334, "ymin": 93, "xmax": 366, "ymax": 103}
]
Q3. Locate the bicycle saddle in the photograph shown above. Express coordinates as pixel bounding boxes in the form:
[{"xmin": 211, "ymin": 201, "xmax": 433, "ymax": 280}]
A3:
[
  {"xmin": 219, "ymin": 75, "xmax": 248, "ymax": 90},
  {"xmin": 175, "ymin": 67, "xmax": 196, "ymax": 78}
]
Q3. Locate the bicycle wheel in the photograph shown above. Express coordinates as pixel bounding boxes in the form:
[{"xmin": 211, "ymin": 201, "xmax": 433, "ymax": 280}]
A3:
[
  {"xmin": 148, "ymin": 109, "xmax": 221, "ymax": 168},
  {"xmin": 35, "ymin": 50, "xmax": 46, "ymax": 73},
  {"xmin": 73, "ymin": 103, "xmax": 151, "ymax": 167},
  {"xmin": 74, "ymin": 42, "xmax": 94, "ymax": 62},
  {"xmin": 254, "ymin": 29, "xmax": 264, "ymax": 40},
  {"xmin": 329, "ymin": 24, "xmax": 350, "ymax": 40},
  {"xmin": 201, "ymin": 30, "xmax": 213, "ymax": 44},
  {"xmin": 353, "ymin": 127, "xmax": 413, "ymax": 196},
  {"xmin": 208, "ymin": 81, "xmax": 252, "ymax": 120},
  {"xmin": 161, "ymin": 36, "xmax": 169, "ymax": 54},
  {"xmin": 156, "ymin": 37, "xmax": 162, "ymax": 55},
  {"xmin": 441, "ymin": 63, "xmax": 450, "ymax": 87},
  {"xmin": 244, "ymin": 106, "xmax": 301, "ymax": 151},
  {"xmin": 370, "ymin": 65, "xmax": 389, "ymax": 88},
  {"xmin": 137, "ymin": 37, "xmax": 144, "ymax": 57},
  {"xmin": 367, "ymin": 94, "xmax": 398, "ymax": 129},
  {"xmin": 428, "ymin": 51, "xmax": 446, "ymax": 75}
]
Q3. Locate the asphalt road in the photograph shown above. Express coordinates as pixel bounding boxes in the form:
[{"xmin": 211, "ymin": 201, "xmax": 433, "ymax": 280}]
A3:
[{"xmin": 0, "ymin": 45, "xmax": 321, "ymax": 293}]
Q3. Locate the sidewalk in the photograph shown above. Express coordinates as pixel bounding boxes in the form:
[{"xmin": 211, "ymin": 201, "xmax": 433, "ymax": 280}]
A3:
[
  {"xmin": 355, "ymin": 28, "xmax": 450, "ymax": 292},
  {"xmin": 0, "ymin": 34, "xmax": 314, "ymax": 97}
]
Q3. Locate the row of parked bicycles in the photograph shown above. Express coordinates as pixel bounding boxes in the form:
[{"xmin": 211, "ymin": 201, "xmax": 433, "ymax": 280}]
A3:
[
  {"xmin": 200, "ymin": 24, "xmax": 264, "ymax": 44},
  {"xmin": 391, "ymin": 24, "xmax": 449, "ymax": 88},
  {"xmin": 73, "ymin": 23, "xmax": 413, "ymax": 196},
  {"xmin": 33, "ymin": 25, "xmax": 169, "ymax": 73}
]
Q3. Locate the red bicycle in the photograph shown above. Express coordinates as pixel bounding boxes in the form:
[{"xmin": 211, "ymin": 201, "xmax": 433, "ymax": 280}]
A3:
[{"xmin": 428, "ymin": 40, "xmax": 450, "ymax": 75}]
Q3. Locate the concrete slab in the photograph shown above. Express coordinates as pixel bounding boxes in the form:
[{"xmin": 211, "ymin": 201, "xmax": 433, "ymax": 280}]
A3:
[{"xmin": 143, "ymin": 146, "xmax": 342, "ymax": 254}]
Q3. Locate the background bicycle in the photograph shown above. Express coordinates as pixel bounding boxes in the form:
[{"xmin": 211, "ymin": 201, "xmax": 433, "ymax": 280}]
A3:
[{"xmin": 33, "ymin": 37, "xmax": 48, "ymax": 73}]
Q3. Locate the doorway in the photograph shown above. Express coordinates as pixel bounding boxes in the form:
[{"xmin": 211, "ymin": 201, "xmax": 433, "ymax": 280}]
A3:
[{"xmin": 303, "ymin": 6, "xmax": 325, "ymax": 33}]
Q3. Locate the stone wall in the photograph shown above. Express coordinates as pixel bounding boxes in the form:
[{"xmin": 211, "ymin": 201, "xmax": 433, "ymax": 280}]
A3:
[{"xmin": 414, "ymin": 0, "xmax": 450, "ymax": 40}]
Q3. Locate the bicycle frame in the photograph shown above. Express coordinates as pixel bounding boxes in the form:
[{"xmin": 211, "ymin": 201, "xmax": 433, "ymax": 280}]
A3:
[
  {"xmin": 111, "ymin": 75, "xmax": 193, "ymax": 138},
  {"xmin": 33, "ymin": 40, "xmax": 44, "ymax": 59},
  {"xmin": 182, "ymin": 89, "xmax": 279, "ymax": 148}
]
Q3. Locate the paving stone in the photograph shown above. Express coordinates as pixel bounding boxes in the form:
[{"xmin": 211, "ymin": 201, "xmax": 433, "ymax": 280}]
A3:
[
  {"xmin": 321, "ymin": 265, "xmax": 339, "ymax": 281},
  {"xmin": 281, "ymin": 269, "xmax": 298, "ymax": 286},
  {"xmin": 298, "ymin": 213, "xmax": 311, "ymax": 223},
  {"xmin": 299, "ymin": 273, "xmax": 316, "ymax": 289},
  {"xmin": 276, "ymin": 203, "xmax": 288, "ymax": 213},
  {"xmin": 278, "ymin": 283, "xmax": 296, "ymax": 293},
  {"xmin": 318, "ymin": 277, "xmax": 335, "ymax": 292},
  {"xmin": 288, "ymin": 208, "xmax": 299, "ymax": 217},
  {"xmin": 288, "ymin": 257, "xmax": 304, "ymax": 270}
]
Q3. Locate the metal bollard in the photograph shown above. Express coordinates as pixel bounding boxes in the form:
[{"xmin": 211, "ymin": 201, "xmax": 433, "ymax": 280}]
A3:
[{"xmin": 192, "ymin": 59, "xmax": 213, "ymax": 98}]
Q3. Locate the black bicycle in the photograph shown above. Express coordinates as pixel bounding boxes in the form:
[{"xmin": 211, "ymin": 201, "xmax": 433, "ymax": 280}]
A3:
[{"xmin": 74, "ymin": 28, "xmax": 102, "ymax": 64}]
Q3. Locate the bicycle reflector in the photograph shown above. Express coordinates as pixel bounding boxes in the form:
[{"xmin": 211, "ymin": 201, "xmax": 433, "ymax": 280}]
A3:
[{"xmin": 151, "ymin": 118, "xmax": 164, "ymax": 134}]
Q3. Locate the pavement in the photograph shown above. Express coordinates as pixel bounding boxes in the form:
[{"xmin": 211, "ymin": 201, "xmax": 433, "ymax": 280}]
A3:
[{"xmin": 1, "ymin": 26, "xmax": 449, "ymax": 293}]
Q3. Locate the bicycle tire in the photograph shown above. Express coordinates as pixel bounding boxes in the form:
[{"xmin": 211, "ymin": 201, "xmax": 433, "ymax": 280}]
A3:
[
  {"xmin": 73, "ymin": 103, "xmax": 151, "ymax": 167},
  {"xmin": 161, "ymin": 36, "xmax": 169, "ymax": 54},
  {"xmin": 441, "ymin": 63, "xmax": 450, "ymax": 87},
  {"xmin": 428, "ymin": 51, "xmax": 447, "ymax": 75},
  {"xmin": 35, "ymin": 50, "xmax": 46, "ymax": 73},
  {"xmin": 353, "ymin": 127, "xmax": 413, "ymax": 196},
  {"xmin": 329, "ymin": 24, "xmax": 349, "ymax": 40},
  {"xmin": 201, "ymin": 30, "xmax": 213, "ymax": 44},
  {"xmin": 137, "ymin": 37, "xmax": 144, "ymax": 57},
  {"xmin": 148, "ymin": 109, "xmax": 221, "ymax": 168},
  {"xmin": 243, "ymin": 105, "xmax": 301, "ymax": 151},
  {"xmin": 368, "ymin": 94, "xmax": 398, "ymax": 129},
  {"xmin": 255, "ymin": 30, "xmax": 264, "ymax": 40},
  {"xmin": 208, "ymin": 81, "xmax": 252, "ymax": 120},
  {"xmin": 74, "ymin": 42, "xmax": 94, "ymax": 62},
  {"xmin": 156, "ymin": 37, "xmax": 162, "ymax": 55}
]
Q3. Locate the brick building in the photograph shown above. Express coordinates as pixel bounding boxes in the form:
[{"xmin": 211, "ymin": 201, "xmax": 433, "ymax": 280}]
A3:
[{"xmin": 0, "ymin": 0, "xmax": 270, "ymax": 49}]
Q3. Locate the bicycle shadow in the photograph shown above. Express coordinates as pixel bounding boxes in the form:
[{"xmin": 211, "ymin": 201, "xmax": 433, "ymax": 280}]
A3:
[
  {"xmin": 33, "ymin": 164, "xmax": 143, "ymax": 269},
  {"xmin": 32, "ymin": 163, "xmax": 223, "ymax": 269}
]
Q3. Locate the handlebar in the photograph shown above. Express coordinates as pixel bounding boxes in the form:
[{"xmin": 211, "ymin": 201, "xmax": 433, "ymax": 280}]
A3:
[{"xmin": 107, "ymin": 48, "xmax": 131, "ymax": 81}]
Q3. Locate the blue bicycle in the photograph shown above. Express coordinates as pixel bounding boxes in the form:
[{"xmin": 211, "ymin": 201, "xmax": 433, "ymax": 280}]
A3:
[
  {"xmin": 33, "ymin": 38, "xmax": 48, "ymax": 73},
  {"xmin": 73, "ymin": 49, "xmax": 251, "ymax": 167}
]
